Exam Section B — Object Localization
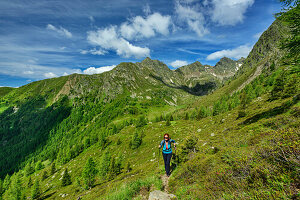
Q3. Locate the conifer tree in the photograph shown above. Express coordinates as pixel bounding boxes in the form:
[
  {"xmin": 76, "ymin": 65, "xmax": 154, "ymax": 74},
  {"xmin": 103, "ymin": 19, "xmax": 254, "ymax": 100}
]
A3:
[
  {"xmin": 240, "ymin": 90, "xmax": 251, "ymax": 109},
  {"xmin": 114, "ymin": 156, "xmax": 122, "ymax": 175},
  {"xmin": 0, "ymin": 179, "xmax": 3, "ymax": 197},
  {"xmin": 166, "ymin": 119, "xmax": 171, "ymax": 126},
  {"xmin": 61, "ymin": 168, "xmax": 72, "ymax": 186},
  {"xmin": 124, "ymin": 161, "xmax": 132, "ymax": 173},
  {"xmin": 84, "ymin": 138, "xmax": 91, "ymax": 149},
  {"xmin": 184, "ymin": 112, "xmax": 189, "ymax": 120},
  {"xmin": 35, "ymin": 161, "xmax": 44, "ymax": 171},
  {"xmin": 112, "ymin": 123, "xmax": 118, "ymax": 134},
  {"xmin": 3, "ymin": 174, "xmax": 10, "ymax": 192},
  {"xmin": 7, "ymin": 174, "xmax": 22, "ymax": 200},
  {"xmin": 197, "ymin": 106, "xmax": 207, "ymax": 119},
  {"xmin": 213, "ymin": 101, "xmax": 221, "ymax": 116},
  {"xmin": 136, "ymin": 115, "xmax": 147, "ymax": 127},
  {"xmin": 99, "ymin": 132, "xmax": 107, "ymax": 149},
  {"xmin": 31, "ymin": 180, "xmax": 40, "ymax": 200},
  {"xmin": 82, "ymin": 158, "xmax": 98, "ymax": 189},
  {"xmin": 277, "ymin": 0, "xmax": 299, "ymax": 66},
  {"xmin": 99, "ymin": 151, "xmax": 111, "ymax": 179},
  {"xmin": 50, "ymin": 162, "xmax": 56, "ymax": 175},
  {"xmin": 159, "ymin": 114, "xmax": 164, "ymax": 121},
  {"xmin": 25, "ymin": 162, "xmax": 34, "ymax": 176},
  {"xmin": 107, "ymin": 156, "xmax": 117, "ymax": 180},
  {"xmin": 41, "ymin": 171, "xmax": 48, "ymax": 181},
  {"xmin": 282, "ymin": 74, "xmax": 299, "ymax": 98},
  {"xmin": 130, "ymin": 131, "xmax": 142, "ymax": 149},
  {"xmin": 27, "ymin": 177, "xmax": 33, "ymax": 188},
  {"xmin": 270, "ymin": 74, "xmax": 285, "ymax": 100}
]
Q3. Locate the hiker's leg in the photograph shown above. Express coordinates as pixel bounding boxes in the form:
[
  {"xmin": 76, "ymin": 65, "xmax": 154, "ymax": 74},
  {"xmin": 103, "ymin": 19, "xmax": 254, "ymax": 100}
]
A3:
[
  {"xmin": 162, "ymin": 152, "xmax": 168, "ymax": 174},
  {"xmin": 166, "ymin": 152, "xmax": 172, "ymax": 175}
]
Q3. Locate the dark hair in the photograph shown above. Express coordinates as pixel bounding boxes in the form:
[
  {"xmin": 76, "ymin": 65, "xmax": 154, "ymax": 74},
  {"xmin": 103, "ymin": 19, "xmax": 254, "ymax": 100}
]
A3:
[{"xmin": 164, "ymin": 133, "xmax": 170, "ymax": 138}]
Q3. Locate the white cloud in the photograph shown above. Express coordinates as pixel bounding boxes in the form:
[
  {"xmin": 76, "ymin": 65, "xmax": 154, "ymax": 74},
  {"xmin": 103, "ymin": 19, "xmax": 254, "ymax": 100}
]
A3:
[
  {"xmin": 211, "ymin": 0, "xmax": 254, "ymax": 26},
  {"xmin": 170, "ymin": 60, "xmax": 188, "ymax": 68},
  {"xmin": 175, "ymin": 1, "xmax": 209, "ymax": 37},
  {"xmin": 83, "ymin": 65, "xmax": 116, "ymax": 75},
  {"xmin": 206, "ymin": 44, "xmax": 253, "ymax": 60},
  {"xmin": 23, "ymin": 70, "xmax": 34, "ymax": 75},
  {"xmin": 80, "ymin": 48, "xmax": 107, "ymax": 55},
  {"xmin": 46, "ymin": 24, "xmax": 72, "ymax": 38},
  {"xmin": 87, "ymin": 26, "xmax": 150, "ymax": 59},
  {"xmin": 120, "ymin": 12, "xmax": 172, "ymax": 40},
  {"xmin": 85, "ymin": 11, "xmax": 172, "ymax": 59},
  {"xmin": 44, "ymin": 72, "xmax": 58, "ymax": 78},
  {"xmin": 0, "ymin": 61, "xmax": 83, "ymax": 80}
]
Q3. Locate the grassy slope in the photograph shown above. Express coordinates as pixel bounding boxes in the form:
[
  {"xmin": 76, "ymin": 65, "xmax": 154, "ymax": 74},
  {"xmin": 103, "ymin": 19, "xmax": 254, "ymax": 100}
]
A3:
[
  {"xmin": 1, "ymin": 62, "xmax": 298, "ymax": 199},
  {"xmin": 169, "ymin": 96, "xmax": 299, "ymax": 199},
  {"xmin": 14, "ymin": 90, "xmax": 298, "ymax": 199}
]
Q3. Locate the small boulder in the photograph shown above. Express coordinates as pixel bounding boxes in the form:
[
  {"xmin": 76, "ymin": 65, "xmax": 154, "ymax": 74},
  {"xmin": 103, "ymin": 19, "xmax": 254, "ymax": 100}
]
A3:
[{"xmin": 149, "ymin": 190, "xmax": 177, "ymax": 200}]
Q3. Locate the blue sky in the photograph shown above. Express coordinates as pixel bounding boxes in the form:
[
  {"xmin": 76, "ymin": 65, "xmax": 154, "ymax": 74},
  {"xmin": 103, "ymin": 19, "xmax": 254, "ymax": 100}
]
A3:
[{"xmin": 0, "ymin": 0, "xmax": 282, "ymax": 87}]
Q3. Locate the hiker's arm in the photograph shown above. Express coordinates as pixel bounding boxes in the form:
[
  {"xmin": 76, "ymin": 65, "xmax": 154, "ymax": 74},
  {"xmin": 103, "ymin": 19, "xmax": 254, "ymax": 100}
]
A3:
[
  {"xmin": 159, "ymin": 140, "xmax": 163, "ymax": 149},
  {"xmin": 172, "ymin": 140, "xmax": 176, "ymax": 149}
]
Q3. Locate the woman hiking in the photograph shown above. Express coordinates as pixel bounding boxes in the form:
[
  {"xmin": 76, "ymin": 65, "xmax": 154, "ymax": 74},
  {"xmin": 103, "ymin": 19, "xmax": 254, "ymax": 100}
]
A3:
[{"xmin": 158, "ymin": 133, "xmax": 176, "ymax": 177}]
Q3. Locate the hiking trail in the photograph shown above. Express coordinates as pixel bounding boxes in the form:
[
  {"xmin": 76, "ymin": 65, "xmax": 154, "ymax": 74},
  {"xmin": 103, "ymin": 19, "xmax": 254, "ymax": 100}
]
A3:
[
  {"xmin": 161, "ymin": 174, "xmax": 169, "ymax": 193},
  {"xmin": 148, "ymin": 174, "xmax": 177, "ymax": 200}
]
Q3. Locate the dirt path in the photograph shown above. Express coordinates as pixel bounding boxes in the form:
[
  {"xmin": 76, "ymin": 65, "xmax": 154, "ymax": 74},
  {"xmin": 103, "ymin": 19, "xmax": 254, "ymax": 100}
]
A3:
[
  {"xmin": 161, "ymin": 174, "xmax": 169, "ymax": 193},
  {"xmin": 149, "ymin": 175, "xmax": 177, "ymax": 200}
]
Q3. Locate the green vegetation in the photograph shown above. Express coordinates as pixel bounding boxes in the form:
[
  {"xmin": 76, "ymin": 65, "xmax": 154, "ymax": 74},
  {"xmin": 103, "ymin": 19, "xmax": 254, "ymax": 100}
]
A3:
[
  {"xmin": 82, "ymin": 158, "xmax": 97, "ymax": 189},
  {"xmin": 31, "ymin": 180, "xmax": 40, "ymax": 200},
  {"xmin": 0, "ymin": 5, "xmax": 298, "ymax": 199},
  {"xmin": 62, "ymin": 168, "xmax": 72, "ymax": 186}
]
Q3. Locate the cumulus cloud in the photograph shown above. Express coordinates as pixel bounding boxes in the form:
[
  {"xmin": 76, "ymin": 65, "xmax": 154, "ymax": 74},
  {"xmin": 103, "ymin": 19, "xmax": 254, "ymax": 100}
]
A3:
[
  {"xmin": 211, "ymin": 0, "xmax": 254, "ymax": 26},
  {"xmin": 44, "ymin": 72, "xmax": 58, "ymax": 78},
  {"xmin": 85, "ymin": 10, "xmax": 172, "ymax": 59},
  {"xmin": 170, "ymin": 60, "xmax": 188, "ymax": 68},
  {"xmin": 47, "ymin": 24, "xmax": 72, "ymax": 38},
  {"xmin": 87, "ymin": 26, "xmax": 150, "ymax": 59},
  {"xmin": 175, "ymin": 1, "xmax": 209, "ymax": 37},
  {"xmin": 83, "ymin": 65, "xmax": 116, "ymax": 75},
  {"xmin": 206, "ymin": 44, "xmax": 253, "ymax": 60},
  {"xmin": 120, "ymin": 12, "xmax": 171, "ymax": 40}
]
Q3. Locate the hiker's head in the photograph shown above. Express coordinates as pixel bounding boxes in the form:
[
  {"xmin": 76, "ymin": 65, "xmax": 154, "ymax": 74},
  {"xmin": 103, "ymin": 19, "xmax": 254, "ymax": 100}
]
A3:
[{"xmin": 164, "ymin": 133, "xmax": 170, "ymax": 141}]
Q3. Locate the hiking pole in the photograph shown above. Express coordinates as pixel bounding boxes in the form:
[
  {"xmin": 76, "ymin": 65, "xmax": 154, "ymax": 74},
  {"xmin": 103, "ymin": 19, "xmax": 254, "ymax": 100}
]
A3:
[
  {"xmin": 157, "ymin": 148, "xmax": 160, "ymax": 168},
  {"xmin": 174, "ymin": 147, "xmax": 177, "ymax": 168}
]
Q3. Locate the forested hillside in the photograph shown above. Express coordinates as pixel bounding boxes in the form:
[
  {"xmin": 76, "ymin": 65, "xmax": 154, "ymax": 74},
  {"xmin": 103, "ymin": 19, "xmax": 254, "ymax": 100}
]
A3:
[{"xmin": 0, "ymin": 3, "xmax": 299, "ymax": 200}]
